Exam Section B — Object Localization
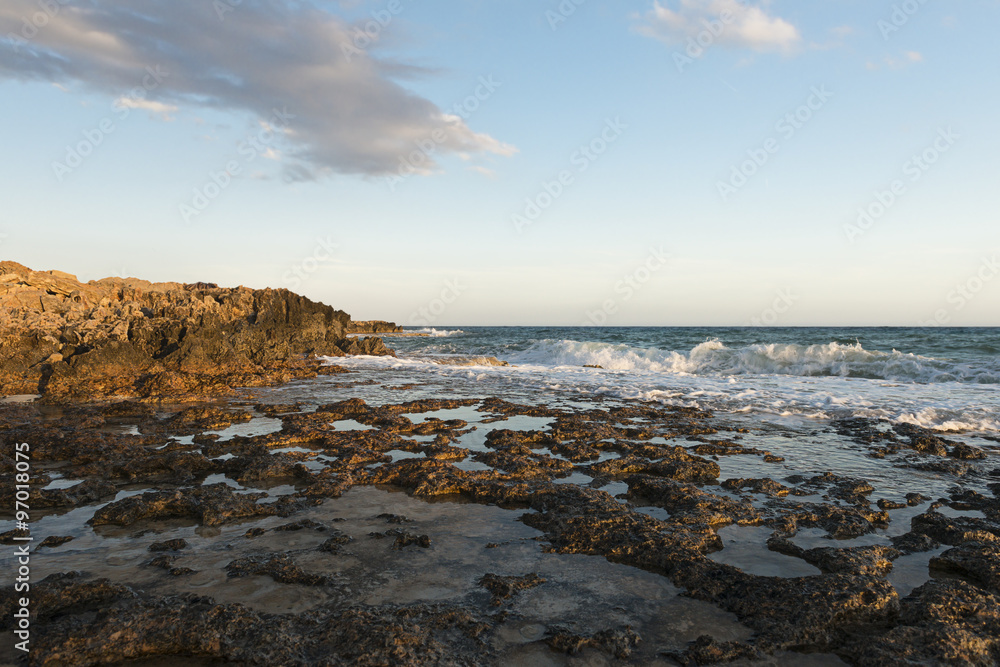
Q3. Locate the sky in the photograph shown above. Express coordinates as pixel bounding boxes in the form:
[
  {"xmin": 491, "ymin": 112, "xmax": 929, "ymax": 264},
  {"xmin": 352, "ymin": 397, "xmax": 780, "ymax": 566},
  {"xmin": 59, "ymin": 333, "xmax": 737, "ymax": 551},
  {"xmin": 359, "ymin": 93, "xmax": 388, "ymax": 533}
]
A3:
[{"xmin": 1, "ymin": 0, "xmax": 998, "ymax": 327}]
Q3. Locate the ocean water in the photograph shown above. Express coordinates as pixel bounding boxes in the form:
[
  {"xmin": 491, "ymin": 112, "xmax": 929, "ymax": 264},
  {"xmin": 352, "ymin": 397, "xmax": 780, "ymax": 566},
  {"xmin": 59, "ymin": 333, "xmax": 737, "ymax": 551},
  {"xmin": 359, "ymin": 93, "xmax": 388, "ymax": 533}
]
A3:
[{"xmin": 335, "ymin": 327, "xmax": 1000, "ymax": 434}]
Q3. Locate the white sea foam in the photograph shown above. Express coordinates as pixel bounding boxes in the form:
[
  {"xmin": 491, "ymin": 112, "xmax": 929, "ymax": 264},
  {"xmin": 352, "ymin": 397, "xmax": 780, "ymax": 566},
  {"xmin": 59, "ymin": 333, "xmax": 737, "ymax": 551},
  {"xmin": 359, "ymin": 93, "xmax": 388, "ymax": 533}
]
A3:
[
  {"xmin": 322, "ymin": 338, "xmax": 1000, "ymax": 434},
  {"xmin": 408, "ymin": 328, "xmax": 465, "ymax": 338},
  {"xmin": 507, "ymin": 339, "xmax": 1000, "ymax": 384}
]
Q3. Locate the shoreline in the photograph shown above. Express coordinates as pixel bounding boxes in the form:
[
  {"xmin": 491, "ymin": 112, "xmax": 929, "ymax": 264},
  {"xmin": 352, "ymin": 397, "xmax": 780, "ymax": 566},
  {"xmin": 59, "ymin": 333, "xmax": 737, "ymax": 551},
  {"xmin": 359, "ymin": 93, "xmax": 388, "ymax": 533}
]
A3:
[
  {"xmin": 2, "ymin": 365, "xmax": 998, "ymax": 664},
  {"xmin": 1, "ymin": 266, "xmax": 999, "ymax": 664}
]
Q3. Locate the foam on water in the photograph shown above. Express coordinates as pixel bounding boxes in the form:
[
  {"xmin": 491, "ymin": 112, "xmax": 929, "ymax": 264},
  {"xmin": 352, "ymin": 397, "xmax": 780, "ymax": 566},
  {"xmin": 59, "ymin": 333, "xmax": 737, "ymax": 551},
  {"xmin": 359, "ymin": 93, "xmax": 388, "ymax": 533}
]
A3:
[
  {"xmin": 327, "ymin": 327, "xmax": 1000, "ymax": 434},
  {"xmin": 409, "ymin": 328, "xmax": 465, "ymax": 338},
  {"xmin": 508, "ymin": 338, "xmax": 1000, "ymax": 384}
]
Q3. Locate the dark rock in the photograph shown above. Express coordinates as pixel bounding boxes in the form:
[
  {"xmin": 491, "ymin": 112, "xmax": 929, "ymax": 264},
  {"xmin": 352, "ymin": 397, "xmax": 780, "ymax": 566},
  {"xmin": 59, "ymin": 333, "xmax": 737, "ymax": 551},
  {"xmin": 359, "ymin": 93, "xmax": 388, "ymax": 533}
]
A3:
[
  {"xmin": 848, "ymin": 579, "xmax": 1000, "ymax": 665},
  {"xmin": 145, "ymin": 555, "xmax": 193, "ymax": 576},
  {"xmin": 89, "ymin": 483, "xmax": 276, "ymax": 527},
  {"xmin": 802, "ymin": 545, "xmax": 900, "ymax": 577},
  {"xmin": 0, "ymin": 572, "xmax": 135, "ymax": 631},
  {"xmin": 891, "ymin": 532, "xmax": 941, "ymax": 554},
  {"xmin": 36, "ymin": 535, "xmax": 74, "ymax": 549},
  {"xmin": 225, "ymin": 554, "xmax": 329, "ymax": 586},
  {"xmin": 346, "ymin": 320, "xmax": 403, "ymax": 334},
  {"xmin": 878, "ymin": 498, "xmax": 908, "ymax": 511},
  {"xmin": 767, "ymin": 537, "xmax": 899, "ymax": 576},
  {"xmin": 370, "ymin": 529, "xmax": 431, "ymax": 549},
  {"xmin": 950, "ymin": 443, "xmax": 987, "ymax": 460},
  {"xmin": 19, "ymin": 576, "xmax": 496, "ymax": 665},
  {"xmin": 35, "ymin": 478, "xmax": 118, "ymax": 508},
  {"xmin": 911, "ymin": 510, "xmax": 1000, "ymax": 546},
  {"xmin": 318, "ymin": 529, "xmax": 354, "ymax": 554},
  {"xmin": 930, "ymin": 542, "xmax": 1000, "ymax": 594},
  {"xmin": 722, "ymin": 477, "xmax": 790, "ymax": 497},
  {"xmin": 665, "ymin": 635, "xmax": 764, "ymax": 665},
  {"xmin": 148, "ymin": 538, "xmax": 188, "ymax": 552},
  {"xmin": 628, "ymin": 475, "xmax": 759, "ymax": 528},
  {"xmin": 547, "ymin": 625, "xmax": 640, "ymax": 660},
  {"xmin": 333, "ymin": 336, "xmax": 396, "ymax": 357},
  {"xmin": 0, "ymin": 527, "xmax": 29, "ymax": 544},
  {"xmin": 274, "ymin": 519, "xmax": 326, "ymax": 532},
  {"xmin": 479, "ymin": 573, "xmax": 545, "ymax": 606},
  {"xmin": 478, "ymin": 573, "xmax": 545, "ymax": 606}
]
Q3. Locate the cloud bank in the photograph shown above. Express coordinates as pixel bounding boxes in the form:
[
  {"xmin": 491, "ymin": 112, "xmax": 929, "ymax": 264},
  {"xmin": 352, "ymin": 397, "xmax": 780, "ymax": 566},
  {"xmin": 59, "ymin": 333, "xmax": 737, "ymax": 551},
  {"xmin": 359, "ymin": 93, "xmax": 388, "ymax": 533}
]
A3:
[{"xmin": 0, "ymin": 0, "xmax": 514, "ymax": 178}]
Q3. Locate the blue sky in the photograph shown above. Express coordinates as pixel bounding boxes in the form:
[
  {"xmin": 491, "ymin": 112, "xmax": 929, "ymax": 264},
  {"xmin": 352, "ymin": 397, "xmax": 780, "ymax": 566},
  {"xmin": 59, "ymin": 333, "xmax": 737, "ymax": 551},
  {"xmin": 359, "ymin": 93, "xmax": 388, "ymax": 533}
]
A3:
[{"xmin": 1, "ymin": 0, "xmax": 998, "ymax": 326}]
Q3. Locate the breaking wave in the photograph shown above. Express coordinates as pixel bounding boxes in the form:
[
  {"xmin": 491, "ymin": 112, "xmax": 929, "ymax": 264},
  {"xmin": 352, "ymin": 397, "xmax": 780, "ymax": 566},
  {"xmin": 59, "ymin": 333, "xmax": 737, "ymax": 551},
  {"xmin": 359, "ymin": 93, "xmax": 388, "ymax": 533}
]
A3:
[
  {"xmin": 408, "ymin": 328, "xmax": 465, "ymax": 338},
  {"xmin": 508, "ymin": 339, "xmax": 1000, "ymax": 384}
]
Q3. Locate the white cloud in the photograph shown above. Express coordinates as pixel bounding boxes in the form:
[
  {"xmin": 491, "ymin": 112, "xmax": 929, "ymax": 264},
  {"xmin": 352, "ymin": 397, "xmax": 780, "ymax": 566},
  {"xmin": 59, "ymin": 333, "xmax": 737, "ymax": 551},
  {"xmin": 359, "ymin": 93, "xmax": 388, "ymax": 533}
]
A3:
[
  {"xmin": 637, "ymin": 0, "xmax": 801, "ymax": 54},
  {"xmin": 114, "ymin": 97, "xmax": 178, "ymax": 121},
  {"xmin": 0, "ymin": 1, "xmax": 513, "ymax": 178}
]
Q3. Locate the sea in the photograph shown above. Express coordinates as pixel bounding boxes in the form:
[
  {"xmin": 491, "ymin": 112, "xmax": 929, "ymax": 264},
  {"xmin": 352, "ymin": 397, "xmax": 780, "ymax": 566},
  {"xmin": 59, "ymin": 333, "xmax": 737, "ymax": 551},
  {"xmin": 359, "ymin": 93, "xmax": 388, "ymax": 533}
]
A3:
[{"xmin": 333, "ymin": 326, "xmax": 1000, "ymax": 435}]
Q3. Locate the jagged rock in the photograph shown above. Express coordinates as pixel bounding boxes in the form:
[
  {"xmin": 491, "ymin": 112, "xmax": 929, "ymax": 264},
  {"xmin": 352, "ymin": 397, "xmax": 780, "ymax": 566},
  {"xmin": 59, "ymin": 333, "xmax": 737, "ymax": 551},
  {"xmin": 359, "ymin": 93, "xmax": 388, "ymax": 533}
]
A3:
[
  {"xmin": 546, "ymin": 625, "xmax": 640, "ymax": 659},
  {"xmin": 478, "ymin": 573, "xmax": 545, "ymax": 606},
  {"xmin": 333, "ymin": 336, "xmax": 396, "ymax": 357},
  {"xmin": 346, "ymin": 320, "xmax": 403, "ymax": 334},
  {"xmin": 148, "ymin": 539, "xmax": 188, "ymax": 552},
  {"xmin": 274, "ymin": 519, "xmax": 327, "ymax": 532},
  {"xmin": 34, "ymin": 478, "xmax": 118, "ymax": 508},
  {"xmin": 0, "ymin": 572, "xmax": 136, "ymax": 631},
  {"xmin": 370, "ymin": 529, "xmax": 432, "ymax": 549},
  {"xmin": 225, "ymin": 554, "xmax": 329, "ymax": 586},
  {"xmin": 847, "ymin": 579, "xmax": 1000, "ymax": 665},
  {"xmin": 891, "ymin": 532, "xmax": 941, "ymax": 554},
  {"xmin": 768, "ymin": 539, "xmax": 900, "ymax": 576},
  {"xmin": 665, "ymin": 635, "xmax": 764, "ymax": 665},
  {"xmin": 36, "ymin": 535, "xmax": 74, "ymax": 549},
  {"xmin": 89, "ymin": 483, "xmax": 277, "ymax": 527},
  {"xmin": 318, "ymin": 529, "xmax": 354, "ymax": 554},
  {"xmin": 722, "ymin": 477, "xmax": 790, "ymax": 497},
  {"xmin": 930, "ymin": 542, "xmax": 1000, "ymax": 594},
  {"xmin": 912, "ymin": 510, "xmax": 1000, "ymax": 546},
  {"xmin": 15, "ymin": 576, "xmax": 496, "ymax": 665},
  {"xmin": 0, "ymin": 261, "xmax": 394, "ymax": 401}
]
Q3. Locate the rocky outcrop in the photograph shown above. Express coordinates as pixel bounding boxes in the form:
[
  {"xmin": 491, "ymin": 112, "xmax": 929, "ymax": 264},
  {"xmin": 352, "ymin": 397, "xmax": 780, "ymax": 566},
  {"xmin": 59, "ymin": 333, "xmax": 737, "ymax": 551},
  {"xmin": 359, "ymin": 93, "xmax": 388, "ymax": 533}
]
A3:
[
  {"xmin": 347, "ymin": 320, "xmax": 403, "ymax": 334},
  {"xmin": 0, "ymin": 261, "xmax": 395, "ymax": 402}
]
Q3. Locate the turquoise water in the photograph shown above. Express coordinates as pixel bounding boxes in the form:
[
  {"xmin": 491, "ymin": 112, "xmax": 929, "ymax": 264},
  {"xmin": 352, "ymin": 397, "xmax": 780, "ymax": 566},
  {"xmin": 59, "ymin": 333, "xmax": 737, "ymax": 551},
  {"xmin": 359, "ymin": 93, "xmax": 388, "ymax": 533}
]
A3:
[{"xmin": 336, "ymin": 327, "xmax": 1000, "ymax": 433}]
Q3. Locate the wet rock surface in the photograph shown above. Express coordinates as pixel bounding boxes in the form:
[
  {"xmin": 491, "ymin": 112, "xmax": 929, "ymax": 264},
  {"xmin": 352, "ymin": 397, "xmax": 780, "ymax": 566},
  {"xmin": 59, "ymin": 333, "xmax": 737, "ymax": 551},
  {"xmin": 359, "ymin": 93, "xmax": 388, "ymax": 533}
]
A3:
[
  {"xmin": 478, "ymin": 572, "xmax": 546, "ymax": 606},
  {"xmin": 0, "ymin": 388, "xmax": 997, "ymax": 665}
]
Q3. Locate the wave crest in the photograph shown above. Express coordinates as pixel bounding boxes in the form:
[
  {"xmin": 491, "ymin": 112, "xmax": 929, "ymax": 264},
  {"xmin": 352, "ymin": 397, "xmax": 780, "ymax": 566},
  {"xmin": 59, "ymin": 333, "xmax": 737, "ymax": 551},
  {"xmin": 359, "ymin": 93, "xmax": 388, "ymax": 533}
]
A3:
[
  {"xmin": 409, "ymin": 328, "xmax": 464, "ymax": 338},
  {"xmin": 508, "ymin": 339, "xmax": 1000, "ymax": 384}
]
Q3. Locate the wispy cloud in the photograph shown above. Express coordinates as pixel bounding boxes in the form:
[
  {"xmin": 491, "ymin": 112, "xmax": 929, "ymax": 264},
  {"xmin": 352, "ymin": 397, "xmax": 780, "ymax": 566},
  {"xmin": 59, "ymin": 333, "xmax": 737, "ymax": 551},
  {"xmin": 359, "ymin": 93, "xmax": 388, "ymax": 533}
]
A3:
[
  {"xmin": 468, "ymin": 165, "xmax": 497, "ymax": 178},
  {"xmin": 867, "ymin": 51, "xmax": 924, "ymax": 71},
  {"xmin": 0, "ymin": 0, "xmax": 513, "ymax": 178},
  {"xmin": 636, "ymin": 0, "xmax": 801, "ymax": 54},
  {"xmin": 809, "ymin": 24, "xmax": 854, "ymax": 51}
]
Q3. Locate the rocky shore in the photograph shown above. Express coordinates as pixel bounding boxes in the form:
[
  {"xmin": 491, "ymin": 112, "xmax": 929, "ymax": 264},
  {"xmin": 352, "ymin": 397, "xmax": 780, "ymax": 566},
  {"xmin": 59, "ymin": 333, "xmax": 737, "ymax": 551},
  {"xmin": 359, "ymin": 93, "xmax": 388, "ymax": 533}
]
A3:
[
  {"xmin": 1, "ymin": 265, "xmax": 999, "ymax": 665},
  {"xmin": 0, "ymin": 390, "xmax": 998, "ymax": 665},
  {"xmin": 346, "ymin": 320, "xmax": 404, "ymax": 335},
  {"xmin": 0, "ymin": 262, "xmax": 394, "ymax": 403}
]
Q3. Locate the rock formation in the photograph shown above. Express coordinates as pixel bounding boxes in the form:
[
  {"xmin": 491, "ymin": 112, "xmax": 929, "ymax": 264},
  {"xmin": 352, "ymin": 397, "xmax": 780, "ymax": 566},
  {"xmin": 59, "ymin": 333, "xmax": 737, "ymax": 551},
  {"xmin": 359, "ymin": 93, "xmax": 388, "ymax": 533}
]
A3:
[
  {"xmin": 347, "ymin": 320, "xmax": 404, "ymax": 334},
  {"xmin": 0, "ymin": 261, "xmax": 394, "ymax": 402}
]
